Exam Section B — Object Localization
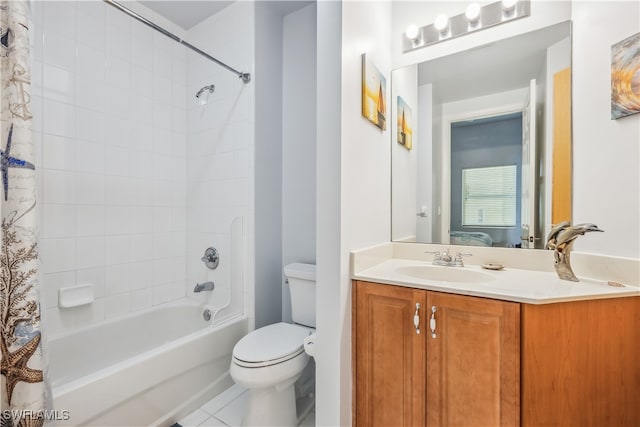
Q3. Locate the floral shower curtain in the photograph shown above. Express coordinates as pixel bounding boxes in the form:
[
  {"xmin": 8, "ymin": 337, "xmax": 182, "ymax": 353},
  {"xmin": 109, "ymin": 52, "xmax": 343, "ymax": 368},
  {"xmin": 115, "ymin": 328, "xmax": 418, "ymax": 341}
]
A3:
[{"xmin": 0, "ymin": 1, "xmax": 47, "ymax": 426}]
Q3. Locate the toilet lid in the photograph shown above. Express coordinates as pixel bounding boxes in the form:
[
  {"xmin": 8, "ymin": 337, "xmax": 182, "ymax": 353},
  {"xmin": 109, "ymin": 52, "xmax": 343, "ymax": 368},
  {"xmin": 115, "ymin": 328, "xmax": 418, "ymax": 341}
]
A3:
[{"xmin": 233, "ymin": 322, "xmax": 312, "ymax": 366}]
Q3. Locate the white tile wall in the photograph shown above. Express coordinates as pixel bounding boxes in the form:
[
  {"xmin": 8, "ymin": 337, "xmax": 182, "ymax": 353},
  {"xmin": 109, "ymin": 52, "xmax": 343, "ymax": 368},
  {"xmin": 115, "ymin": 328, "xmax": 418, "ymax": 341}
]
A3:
[
  {"xmin": 33, "ymin": 0, "xmax": 187, "ymax": 335},
  {"xmin": 185, "ymin": 1, "xmax": 255, "ymax": 323}
]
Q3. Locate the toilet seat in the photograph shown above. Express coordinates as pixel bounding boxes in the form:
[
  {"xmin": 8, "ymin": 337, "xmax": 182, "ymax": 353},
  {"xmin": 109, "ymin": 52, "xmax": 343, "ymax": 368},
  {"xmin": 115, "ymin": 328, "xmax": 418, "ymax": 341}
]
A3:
[{"xmin": 232, "ymin": 322, "xmax": 313, "ymax": 368}]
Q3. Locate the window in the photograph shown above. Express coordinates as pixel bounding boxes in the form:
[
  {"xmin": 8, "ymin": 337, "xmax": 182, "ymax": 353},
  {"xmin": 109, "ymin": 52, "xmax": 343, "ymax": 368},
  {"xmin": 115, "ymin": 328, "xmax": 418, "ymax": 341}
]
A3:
[{"xmin": 462, "ymin": 165, "xmax": 516, "ymax": 227}]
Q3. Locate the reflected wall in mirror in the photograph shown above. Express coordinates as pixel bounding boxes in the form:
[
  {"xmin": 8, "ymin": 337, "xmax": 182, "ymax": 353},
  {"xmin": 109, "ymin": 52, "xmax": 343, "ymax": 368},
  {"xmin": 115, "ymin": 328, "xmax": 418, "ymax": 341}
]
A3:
[{"xmin": 391, "ymin": 21, "xmax": 572, "ymax": 249}]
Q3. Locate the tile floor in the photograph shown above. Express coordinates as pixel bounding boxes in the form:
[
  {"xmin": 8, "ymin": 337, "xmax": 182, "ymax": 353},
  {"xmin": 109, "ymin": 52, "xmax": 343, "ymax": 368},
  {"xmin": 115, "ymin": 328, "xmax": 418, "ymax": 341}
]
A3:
[{"xmin": 177, "ymin": 384, "xmax": 315, "ymax": 427}]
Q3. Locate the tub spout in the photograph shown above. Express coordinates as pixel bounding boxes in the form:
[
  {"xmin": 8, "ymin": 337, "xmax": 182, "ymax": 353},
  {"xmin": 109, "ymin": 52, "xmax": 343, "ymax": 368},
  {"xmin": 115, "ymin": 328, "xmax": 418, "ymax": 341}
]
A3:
[
  {"xmin": 545, "ymin": 222, "xmax": 604, "ymax": 282},
  {"xmin": 194, "ymin": 281, "xmax": 215, "ymax": 292}
]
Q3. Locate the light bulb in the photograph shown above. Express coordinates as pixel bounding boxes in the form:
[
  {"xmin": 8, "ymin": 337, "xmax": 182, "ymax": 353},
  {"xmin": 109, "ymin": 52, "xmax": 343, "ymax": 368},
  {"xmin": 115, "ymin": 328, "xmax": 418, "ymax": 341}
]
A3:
[
  {"xmin": 465, "ymin": 3, "xmax": 481, "ymax": 21},
  {"xmin": 405, "ymin": 24, "xmax": 420, "ymax": 41},
  {"xmin": 502, "ymin": 0, "xmax": 517, "ymax": 11},
  {"xmin": 434, "ymin": 14, "xmax": 449, "ymax": 33}
]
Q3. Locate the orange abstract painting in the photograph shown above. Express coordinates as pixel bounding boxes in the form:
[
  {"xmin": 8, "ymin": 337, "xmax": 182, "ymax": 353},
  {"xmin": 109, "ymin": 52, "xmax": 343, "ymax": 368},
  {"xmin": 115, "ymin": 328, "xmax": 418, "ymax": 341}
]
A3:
[{"xmin": 611, "ymin": 32, "xmax": 640, "ymax": 119}]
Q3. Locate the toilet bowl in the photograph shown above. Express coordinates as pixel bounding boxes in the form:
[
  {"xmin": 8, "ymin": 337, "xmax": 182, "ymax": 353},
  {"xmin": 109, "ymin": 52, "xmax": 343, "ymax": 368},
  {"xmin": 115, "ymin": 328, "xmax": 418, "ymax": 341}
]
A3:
[
  {"xmin": 230, "ymin": 263, "xmax": 316, "ymax": 427},
  {"xmin": 230, "ymin": 322, "xmax": 313, "ymax": 426}
]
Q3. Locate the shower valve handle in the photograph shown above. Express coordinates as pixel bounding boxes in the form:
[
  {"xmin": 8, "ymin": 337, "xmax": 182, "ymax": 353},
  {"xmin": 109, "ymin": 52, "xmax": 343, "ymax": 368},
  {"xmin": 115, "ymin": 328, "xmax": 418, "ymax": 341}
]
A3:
[{"xmin": 201, "ymin": 247, "xmax": 219, "ymax": 270}]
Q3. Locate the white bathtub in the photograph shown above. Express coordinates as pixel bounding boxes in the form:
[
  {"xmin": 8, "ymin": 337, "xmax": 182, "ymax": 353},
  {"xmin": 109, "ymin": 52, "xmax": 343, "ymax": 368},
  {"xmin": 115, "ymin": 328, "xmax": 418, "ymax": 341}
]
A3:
[{"xmin": 49, "ymin": 302, "xmax": 247, "ymax": 426}]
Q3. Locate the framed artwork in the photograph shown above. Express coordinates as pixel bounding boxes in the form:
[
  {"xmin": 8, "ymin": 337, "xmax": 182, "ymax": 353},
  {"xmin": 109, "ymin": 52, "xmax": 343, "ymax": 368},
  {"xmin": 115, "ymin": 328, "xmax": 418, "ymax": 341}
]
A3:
[
  {"xmin": 397, "ymin": 96, "xmax": 413, "ymax": 150},
  {"xmin": 361, "ymin": 54, "xmax": 387, "ymax": 130},
  {"xmin": 611, "ymin": 32, "xmax": 640, "ymax": 119}
]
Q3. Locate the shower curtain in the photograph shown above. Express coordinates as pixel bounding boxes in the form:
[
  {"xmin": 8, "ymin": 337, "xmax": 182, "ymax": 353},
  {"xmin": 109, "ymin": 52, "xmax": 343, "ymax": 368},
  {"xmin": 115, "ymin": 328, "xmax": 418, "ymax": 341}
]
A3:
[{"xmin": 1, "ymin": 1, "xmax": 47, "ymax": 426}]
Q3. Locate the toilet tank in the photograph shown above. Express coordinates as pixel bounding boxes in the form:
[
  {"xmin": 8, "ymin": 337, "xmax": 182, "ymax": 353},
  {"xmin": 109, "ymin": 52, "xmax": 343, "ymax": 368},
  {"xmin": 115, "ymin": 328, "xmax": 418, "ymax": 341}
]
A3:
[{"xmin": 284, "ymin": 263, "xmax": 316, "ymax": 328}]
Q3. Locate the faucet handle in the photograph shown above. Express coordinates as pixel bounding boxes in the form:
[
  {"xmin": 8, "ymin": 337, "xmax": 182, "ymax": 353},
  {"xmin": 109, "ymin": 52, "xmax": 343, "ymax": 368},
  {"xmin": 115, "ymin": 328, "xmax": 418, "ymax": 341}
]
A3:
[
  {"xmin": 424, "ymin": 250, "xmax": 440, "ymax": 258},
  {"xmin": 453, "ymin": 252, "xmax": 472, "ymax": 267},
  {"xmin": 440, "ymin": 249, "xmax": 452, "ymax": 262}
]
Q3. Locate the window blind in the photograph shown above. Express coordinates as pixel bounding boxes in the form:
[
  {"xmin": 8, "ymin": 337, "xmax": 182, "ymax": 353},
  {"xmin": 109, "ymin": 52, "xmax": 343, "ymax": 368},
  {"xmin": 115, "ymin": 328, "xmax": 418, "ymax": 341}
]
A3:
[{"xmin": 462, "ymin": 165, "xmax": 517, "ymax": 227}]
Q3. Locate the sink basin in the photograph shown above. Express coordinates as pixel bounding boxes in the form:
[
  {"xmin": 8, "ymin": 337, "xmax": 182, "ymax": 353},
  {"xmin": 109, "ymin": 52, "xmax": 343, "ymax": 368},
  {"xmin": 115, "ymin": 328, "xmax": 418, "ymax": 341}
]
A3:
[{"xmin": 395, "ymin": 265, "xmax": 495, "ymax": 283}]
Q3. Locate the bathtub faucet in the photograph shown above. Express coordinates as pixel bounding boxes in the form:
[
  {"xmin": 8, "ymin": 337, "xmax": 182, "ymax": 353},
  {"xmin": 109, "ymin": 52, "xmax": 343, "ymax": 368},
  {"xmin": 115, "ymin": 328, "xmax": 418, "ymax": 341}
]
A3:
[
  {"xmin": 194, "ymin": 281, "xmax": 215, "ymax": 292},
  {"xmin": 545, "ymin": 221, "xmax": 604, "ymax": 282}
]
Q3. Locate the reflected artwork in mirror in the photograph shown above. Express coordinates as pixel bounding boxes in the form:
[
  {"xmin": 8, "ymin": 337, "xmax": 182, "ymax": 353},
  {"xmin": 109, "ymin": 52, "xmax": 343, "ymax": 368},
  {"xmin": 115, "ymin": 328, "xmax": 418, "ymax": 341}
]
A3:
[{"xmin": 391, "ymin": 21, "xmax": 572, "ymax": 249}]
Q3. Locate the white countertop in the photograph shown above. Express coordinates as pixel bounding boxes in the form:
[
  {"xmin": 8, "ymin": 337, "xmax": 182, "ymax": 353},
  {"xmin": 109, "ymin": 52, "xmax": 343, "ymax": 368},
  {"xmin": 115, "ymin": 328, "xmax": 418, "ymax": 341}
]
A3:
[{"xmin": 351, "ymin": 243, "xmax": 640, "ymax": 304}]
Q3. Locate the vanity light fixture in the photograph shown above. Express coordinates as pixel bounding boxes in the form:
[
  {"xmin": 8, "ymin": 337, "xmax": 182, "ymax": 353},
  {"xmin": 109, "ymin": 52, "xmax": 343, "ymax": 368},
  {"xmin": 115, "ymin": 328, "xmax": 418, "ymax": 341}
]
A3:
[{"xmin": 402, "ymin": 0, "xmax": 530, "ymax": 53}]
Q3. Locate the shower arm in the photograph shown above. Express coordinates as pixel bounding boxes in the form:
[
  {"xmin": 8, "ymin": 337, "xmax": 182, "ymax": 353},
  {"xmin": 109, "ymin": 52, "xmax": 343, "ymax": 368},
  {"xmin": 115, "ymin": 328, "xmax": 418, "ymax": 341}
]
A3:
[{"xmin": 102, "ymin": 0, "xmax": 251, "ymax": 84}]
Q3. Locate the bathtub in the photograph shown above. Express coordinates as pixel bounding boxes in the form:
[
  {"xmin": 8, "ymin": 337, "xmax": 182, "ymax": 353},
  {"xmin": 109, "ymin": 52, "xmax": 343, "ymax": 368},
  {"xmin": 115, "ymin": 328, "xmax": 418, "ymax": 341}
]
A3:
[{"xmin": 48, "ymin": 302, "xmax": 247, "ymax": 426}]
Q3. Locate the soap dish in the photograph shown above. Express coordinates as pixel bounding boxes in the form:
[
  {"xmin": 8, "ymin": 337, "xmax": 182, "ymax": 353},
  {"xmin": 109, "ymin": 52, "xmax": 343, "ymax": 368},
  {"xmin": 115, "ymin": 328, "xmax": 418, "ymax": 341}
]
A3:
[
  {"xmin": 607, "ymin": 281, "xmax": 625, "ymax": 287},
  {"xmin": 59, "ymin": 284, "xmax": 94, "ymax": 308},
  {"xmin": 481, "ymin": 263, "xmax": 504, "ymax": 271}
]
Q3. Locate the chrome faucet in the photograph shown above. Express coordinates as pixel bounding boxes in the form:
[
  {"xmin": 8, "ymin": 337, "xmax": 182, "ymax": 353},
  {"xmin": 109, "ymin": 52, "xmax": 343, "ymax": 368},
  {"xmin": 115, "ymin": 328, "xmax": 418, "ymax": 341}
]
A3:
[
  {"xmin": 426, "ymin": 249, "xmax": 472, "ymax": 267},
  {"xmin": 545, "ymin": 221, "xmax": 604, "ymax": 282},
  {"xmin": 194, "ymin": 281, "xmax": 215, "ymax": 292}
]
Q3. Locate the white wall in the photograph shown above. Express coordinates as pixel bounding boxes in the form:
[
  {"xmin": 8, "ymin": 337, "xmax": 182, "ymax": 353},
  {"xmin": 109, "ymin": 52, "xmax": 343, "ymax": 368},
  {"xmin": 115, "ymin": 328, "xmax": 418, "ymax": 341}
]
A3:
[
  {"xmin": 185, "ymin": 1, "xmax": 255, "ymax": 325},
  {"xmin": 316, "ymin": 1, "xmax": 392, "ymax": 425},
  {"xmin": 282, "ymin": 4, "xmax": 317, "ymax": 323},
  {"xmin": 341, "ymin": 4, "xmax": 393, "ymax": 421},
  {"xmin": 391, "ymin": 65, "xmax": 418, "ymax": 241},
  {"xmin": 571, "ymin": 1, "xmax": 639, "ymax": 258},
  {"xmin": 432, "ymin": 95, "xmax": 444, "ymax": 243},
  {"xmin": 342, "ymin": 1, "xmax": 393, "ymax": 258},
  {"xmin": 254, "ymin": 1, "xmax": 284, "ymax": 328},
  {"xmin": 417, "ymin": 84, "xmax": 434, "ymax": 242},
  {"xmin": 535, "ymin": 52, "xmax": 548, "ymax": 246},
  {"xmin": 33, "ymin": 0, "xmax": 188, "ymax": 335},
  {"xmin": 315, "ymin": 0, "xmax": 343, "ymax": 424}
]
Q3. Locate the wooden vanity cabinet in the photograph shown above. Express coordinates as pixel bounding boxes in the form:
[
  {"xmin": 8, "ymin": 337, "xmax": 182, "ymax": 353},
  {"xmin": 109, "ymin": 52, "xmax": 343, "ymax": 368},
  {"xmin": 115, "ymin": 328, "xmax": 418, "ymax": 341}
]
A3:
[
  {"xmin": 353, "ymin": 280, "xmax": 640, "ymax": 427},
  {"xmin": 353, "ymin": 281, "xmax": 519, "ymax": 427}
]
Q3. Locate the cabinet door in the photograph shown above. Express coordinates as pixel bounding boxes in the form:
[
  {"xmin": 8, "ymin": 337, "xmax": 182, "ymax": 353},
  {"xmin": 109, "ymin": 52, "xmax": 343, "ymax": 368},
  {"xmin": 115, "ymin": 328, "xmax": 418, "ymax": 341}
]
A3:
[
  {"xmin": 522, "ymin": 297, "xmax": 640, "ymax": 427},
  {"xmin": 354, "ymin": 281, "xmax": 426, "ymax": 427},
  {"xmin": 426, "ymin": 291, "xmax": 520, "ymax": 427}
]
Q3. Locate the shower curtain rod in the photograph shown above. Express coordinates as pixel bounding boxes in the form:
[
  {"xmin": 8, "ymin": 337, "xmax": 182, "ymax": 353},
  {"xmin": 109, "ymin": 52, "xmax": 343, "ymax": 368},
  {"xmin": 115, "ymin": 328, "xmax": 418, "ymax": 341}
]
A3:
[{"xmin": 102, "ymin": 0, "xmax": 251, "ymax": 83}]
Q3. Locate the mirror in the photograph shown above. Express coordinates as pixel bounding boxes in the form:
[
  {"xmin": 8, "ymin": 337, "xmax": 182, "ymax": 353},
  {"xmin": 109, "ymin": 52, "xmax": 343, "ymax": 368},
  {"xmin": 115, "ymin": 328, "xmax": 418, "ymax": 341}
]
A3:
[{"xmin": 391, "ymin": 21, "xmax": 572, "ymax": 249}]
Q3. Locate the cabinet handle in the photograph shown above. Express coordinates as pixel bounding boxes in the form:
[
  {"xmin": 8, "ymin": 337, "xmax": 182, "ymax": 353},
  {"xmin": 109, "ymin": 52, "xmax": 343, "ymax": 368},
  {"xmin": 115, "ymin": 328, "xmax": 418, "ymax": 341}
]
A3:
[
  {"xmin": 430, "ymin": 306, "xmax": 437, "ymax": 338},
  {"xmin": 413, "ymin": 303, "xmax": 421, "ymax": 335}
]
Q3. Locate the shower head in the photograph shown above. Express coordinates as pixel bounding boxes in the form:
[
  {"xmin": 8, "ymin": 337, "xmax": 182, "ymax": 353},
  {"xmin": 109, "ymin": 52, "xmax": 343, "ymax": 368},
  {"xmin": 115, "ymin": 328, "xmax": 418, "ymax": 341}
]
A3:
[{"xmin": 195, "ymin": 84, "xmax": 215, "ymax": 105}]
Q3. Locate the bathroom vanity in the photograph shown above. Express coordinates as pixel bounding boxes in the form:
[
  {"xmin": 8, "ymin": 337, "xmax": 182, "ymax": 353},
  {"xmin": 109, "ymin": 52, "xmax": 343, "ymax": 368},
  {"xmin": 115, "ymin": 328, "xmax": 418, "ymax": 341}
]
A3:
[{"xmin": 351, "ymin": 245, "xmax": 640, "ymax": 427}]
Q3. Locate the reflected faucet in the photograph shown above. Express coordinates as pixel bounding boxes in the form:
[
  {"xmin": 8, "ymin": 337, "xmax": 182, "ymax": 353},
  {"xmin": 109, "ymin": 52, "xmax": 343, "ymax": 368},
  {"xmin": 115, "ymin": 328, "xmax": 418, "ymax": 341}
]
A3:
[
  {"xmin": 545, "ymin": 222, "xmax": 604, "ymax": 282},
  {"xmin": 194, "ymin": 281, "xmax": 215, "ymax": 293}
]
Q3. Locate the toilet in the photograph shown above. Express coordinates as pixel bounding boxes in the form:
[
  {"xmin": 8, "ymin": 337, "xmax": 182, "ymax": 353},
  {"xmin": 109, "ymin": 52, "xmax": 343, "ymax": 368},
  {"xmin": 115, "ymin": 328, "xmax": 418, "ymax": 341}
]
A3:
[{"xmin": 230, "ymin": 263, "xmax": 316, "ymax": 426}]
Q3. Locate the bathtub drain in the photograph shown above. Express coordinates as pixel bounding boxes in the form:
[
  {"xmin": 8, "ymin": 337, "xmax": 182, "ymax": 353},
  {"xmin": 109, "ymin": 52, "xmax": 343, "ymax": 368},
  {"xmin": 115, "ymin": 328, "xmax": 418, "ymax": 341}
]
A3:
[{"xmin": 203, "ymin": 309, "xmax": 212, "ymax": 321}]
